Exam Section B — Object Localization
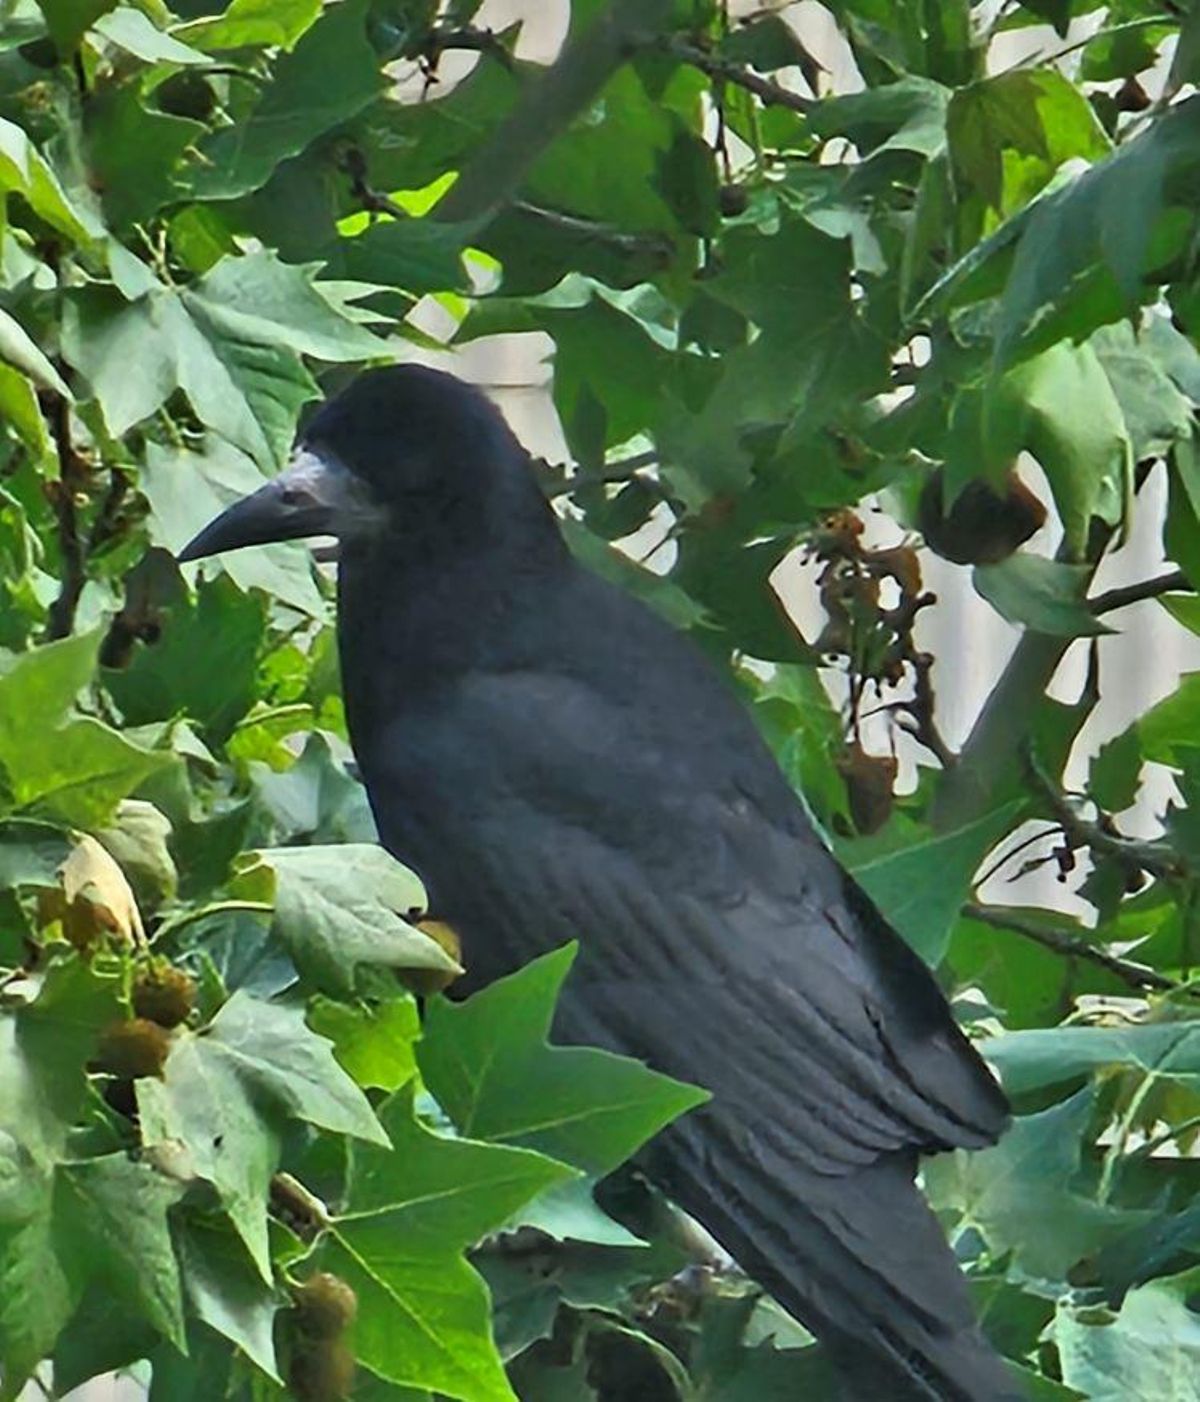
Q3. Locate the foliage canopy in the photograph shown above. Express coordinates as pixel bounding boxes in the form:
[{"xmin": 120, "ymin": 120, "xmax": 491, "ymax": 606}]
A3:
[{"xmin": 2, "ymin": 0, "xmax": 1200, "ymax": 1397}]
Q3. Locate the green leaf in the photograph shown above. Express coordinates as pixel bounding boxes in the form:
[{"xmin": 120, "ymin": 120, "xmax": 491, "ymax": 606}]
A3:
[
  {"xmin": 973, "ymin": 556, "xmax": 1110, "ymax": 637},
  {"xmin": 1089, "ymin": 726, "xmax": 1144, "ymax": 814},
  {"xmin": 924, "ymin": 1088, "xmax": 1148, "ymax": 1283},
  {"xmin": 1128, "ymin": 672, "xmax": 1200, "ymax": 766},
  {"xmin": 249, "ymin": 732, "xmax": 376, "ymax": 847},
  {"xmin": 177, "ymin": 0, "xmax": 321, "ymax": 52},
  {"xmin": 64, "ymin": 252, "xmax": 382, "ymax": 468},
  {"xmin": 93, "ymin": 8, "xmax": 209, "ymax": 65},
  {"xmin": 34, "ymin": 0, "xmax": 117, "ymax": 55},
  {"xmin": 996, "ymin": 95, "xmax": 1200, "ymax": 360},
  {"xmin": 324, "ymin": 218, "xmax": 470, "ymax": 297},
  {"xmin": 842, "ymin": 803, "xmax": 1022, "ymax": 965},
  {"xmin": 1056, "ymin": 1269, "xmax": 1200, "ymax": 1400},
  {"xmin": 419, "ymin": 945, "xmax": 709, "ymax": 1176},
  {"xmin": 0, "ymin": 632, "xmax": 169, "ymax": 827},
  {"xmin": 0, "ymin": 956, "xmax": 122, "ymax": 1163},
  {"xmin": 0, "ymin": 1155, "xmax": 74, "ymax": 1394},
  {"xmin": 85, "ymin": 81, "xmax": 206, "ymax": 229},
  {"xmin": 947, "ymin": 69, "xmax": 1108, "ymax": 213},
  {"xmin": 1093, "ymin": 320, "xmax": 1194, "ymax": 462},
  {"xmin": 7, "ymin": 719, "xmax": 168, "ymax": 829},
  {"xmin": 179, "ymin": 1213, "xmax": 280, "ymax": 1380},
  {"xmin": 0, "ymin": 629, "xmax": 97, "ymax": 735},
  {"xmin": 104, "ymin": 569, "xmax": 268, "ymax": 741},
  {"xmin": 0, "ymin": 366, "xmax": 48, "ymax": 455},
  {"xmin": 526, "ymin": 66, "xmax": 684, "ymax": 236},
  {"xmin": 0, "ymin": 821, "xmax": 72, "ymax": 891},
  {"xmin": 252, "ymin": 844, "xmax": 457, "ymax": 997},
  {"xmin": 810, "ymin": 76, "xmax": 949, "ymax": 161},
  {"xmin": 985, "ymin": 1021, "xmax": 1200, "ymax": 1098},
  {"xmin": 308, "ymin": 995, "xmax": 420, "ymax": 1092},
  {"xmin": 51, "ymin": 1283, "xmax": 158, "ymax": 1396},
  {"xmin": 138, "ymin": 991, "xmax": 385, "ymax": 1277},
  {"xmin": 0, "ymin": 118, "xmax": 98, "ymax": 246},
  {"xmin": 320, "ymin": 1084, "xmax": 571, "ymax": 1402},
  {"xmin": 0, "ymin": 308, "xmax": 70, "ymax": 396},
  {"xmin": 1006, "ymin": 340, "xmax": 1131, "ymax": 555},
  {"xmin": 189, "ymin": 0, "xmax": 384, "ymax": 201},
  {"xmin": 56, "ymin": 1152, "xmax": 186, "ymax": 1351},
  {"xmin": 512, "ymin": 1175, "xmax": 643, "ymax": 1247},
  {"xmin": 0, "ymin": 1139, "xmax": 185, "ymax": 1393}
]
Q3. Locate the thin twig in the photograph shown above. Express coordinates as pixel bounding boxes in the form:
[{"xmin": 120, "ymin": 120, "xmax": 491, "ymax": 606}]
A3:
[
  {"xmin": 666, "ymin": 37, "xmax": 816, "ymax": 115},
  {"xmin": 86, "ymin": 468, "xmax": 129, "ymax": 555},
  {"xmin": 425, "ymin": 24, "xmax": 515, "ymax": 70},
  {"xmin": 963, "ymin": 901, "xmax": 1179, "ymax": 993},
  {"xmin": 547, "ymin": 450, "xmax": 663, "ymax": 498},
  {"xmin": 513, "ymin": 200, "xmax": 675, "ymax": 262},
  {"xmin": 44, "ymin": 390, "xmax": 87, "ymax": 642},
  {"xmin": 1127, "ymin": 1111, "xmax": 1200, "ymax": 1162},
  {"xmin": 1090, "ymin": 569, "xmax": 1189, "ymax": 616},
  {"xmin": 1025, "ymin": 748, "xmax": 1187, "ymax": 883},
  {"xmin": 342, "ymin": 149, "xmax": 671, "ymax": 263},
  {"xmin": 905, "ymin": 648, "xmax": 957, "ymax": 769}
]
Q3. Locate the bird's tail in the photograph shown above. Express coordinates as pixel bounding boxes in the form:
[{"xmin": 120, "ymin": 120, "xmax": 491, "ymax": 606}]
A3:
[{"xmin": 650, "ymin": 1125, "xmax": 1023, "ymax": 1401}]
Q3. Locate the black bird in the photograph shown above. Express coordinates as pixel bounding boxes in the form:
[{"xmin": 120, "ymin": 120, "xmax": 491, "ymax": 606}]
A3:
[{"xmin": 181, "ymin": 365, "xmax": 1016, "ymax": 1400}]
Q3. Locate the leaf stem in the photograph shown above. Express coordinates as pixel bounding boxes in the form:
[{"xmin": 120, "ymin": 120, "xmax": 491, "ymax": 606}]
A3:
[
  {"xmin": 153, "ymin": 900, "xmax": 274, "ymax": 942},
  {"xmin": 1098, "ymin": 1064, "xmax": 1161, "ymax": 1203}
]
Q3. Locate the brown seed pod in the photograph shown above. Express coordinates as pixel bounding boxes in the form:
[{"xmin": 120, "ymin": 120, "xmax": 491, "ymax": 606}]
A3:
[
  {"xmin": 718, "ymin": 184, "xmax": 749, "ymax": 217},
  {"xmin": 399, "ymin": 918, "xmax": 464, "ymax": 996},
  {"xmin": 95, "ymin": 1018, "xmax": 172, "ymax": 1080},
  {"xmin": 836, "ymin": 743, "xmax": 898, "ymax": 836},
  {"xmin": 288, "ymin": 1337, "xmax": 355, "ymax": 1402},
  {"xmin": 918, "ymin": 468, "xmax": 1046, "ymax": 566},
  {"xmin": 293, "ymin": 1273, "xmax": 359, "ymax": 1341},
  {"xmin": 133, "ymin": 965, "xmax": 197, "ymax": 1029}
]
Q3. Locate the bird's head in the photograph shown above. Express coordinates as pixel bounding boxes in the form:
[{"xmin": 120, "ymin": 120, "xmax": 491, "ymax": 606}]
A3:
[{"xmin": 178, "ymin": 363, "xmax": 533, "ymax": 563}]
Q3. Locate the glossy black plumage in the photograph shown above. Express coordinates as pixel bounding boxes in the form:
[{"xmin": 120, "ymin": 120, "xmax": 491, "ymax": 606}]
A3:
[{"xmin": 191, "ymin": 365, "xmax": 1018, "ymax": 1399}]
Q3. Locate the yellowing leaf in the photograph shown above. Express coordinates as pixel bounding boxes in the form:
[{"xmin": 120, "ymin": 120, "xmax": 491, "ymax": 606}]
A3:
[{"xmin": 56, "ymin": 835, "xmax": 144, "ymax": 948}]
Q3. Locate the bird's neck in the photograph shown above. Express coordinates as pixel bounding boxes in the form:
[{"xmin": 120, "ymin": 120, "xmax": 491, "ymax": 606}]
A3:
[{"xmin": 335, "ymin": 486, "xmax": 568, "ymax": 740}]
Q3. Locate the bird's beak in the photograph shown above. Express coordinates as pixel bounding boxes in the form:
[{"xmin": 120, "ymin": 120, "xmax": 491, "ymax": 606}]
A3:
[{"xmin": 177, "ymin": 445, "xmax": 357, "ymax": 562}]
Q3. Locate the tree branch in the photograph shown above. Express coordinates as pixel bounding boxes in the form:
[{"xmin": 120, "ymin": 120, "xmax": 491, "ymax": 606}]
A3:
[
  {"xmin": 434, "ymin": 0, "xmax": 676, "ymax": 229},
  {"xmin": 665, "ymin": 37, "xmax": 816, "ymax": 115},
  {"xmin": 963, "ymin": 901, "xmax": 1179, "ymax": 992},
  {"xmin": 932, "ymin": 533, "xmax": 1108, "ymax": 832},
  {"xmin": 932, "ymin": 631, "xmax": 1066, "ymax": 831},
  {"xmin": 1089, "ymin": 569, "xmax": 1189, "ymax": 616}
]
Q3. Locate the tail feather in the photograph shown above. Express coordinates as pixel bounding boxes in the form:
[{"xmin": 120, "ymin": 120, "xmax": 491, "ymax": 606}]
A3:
[{"xmin": 648, "ymin": 1122, "xmax": 1022, "ymax": 1401}]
